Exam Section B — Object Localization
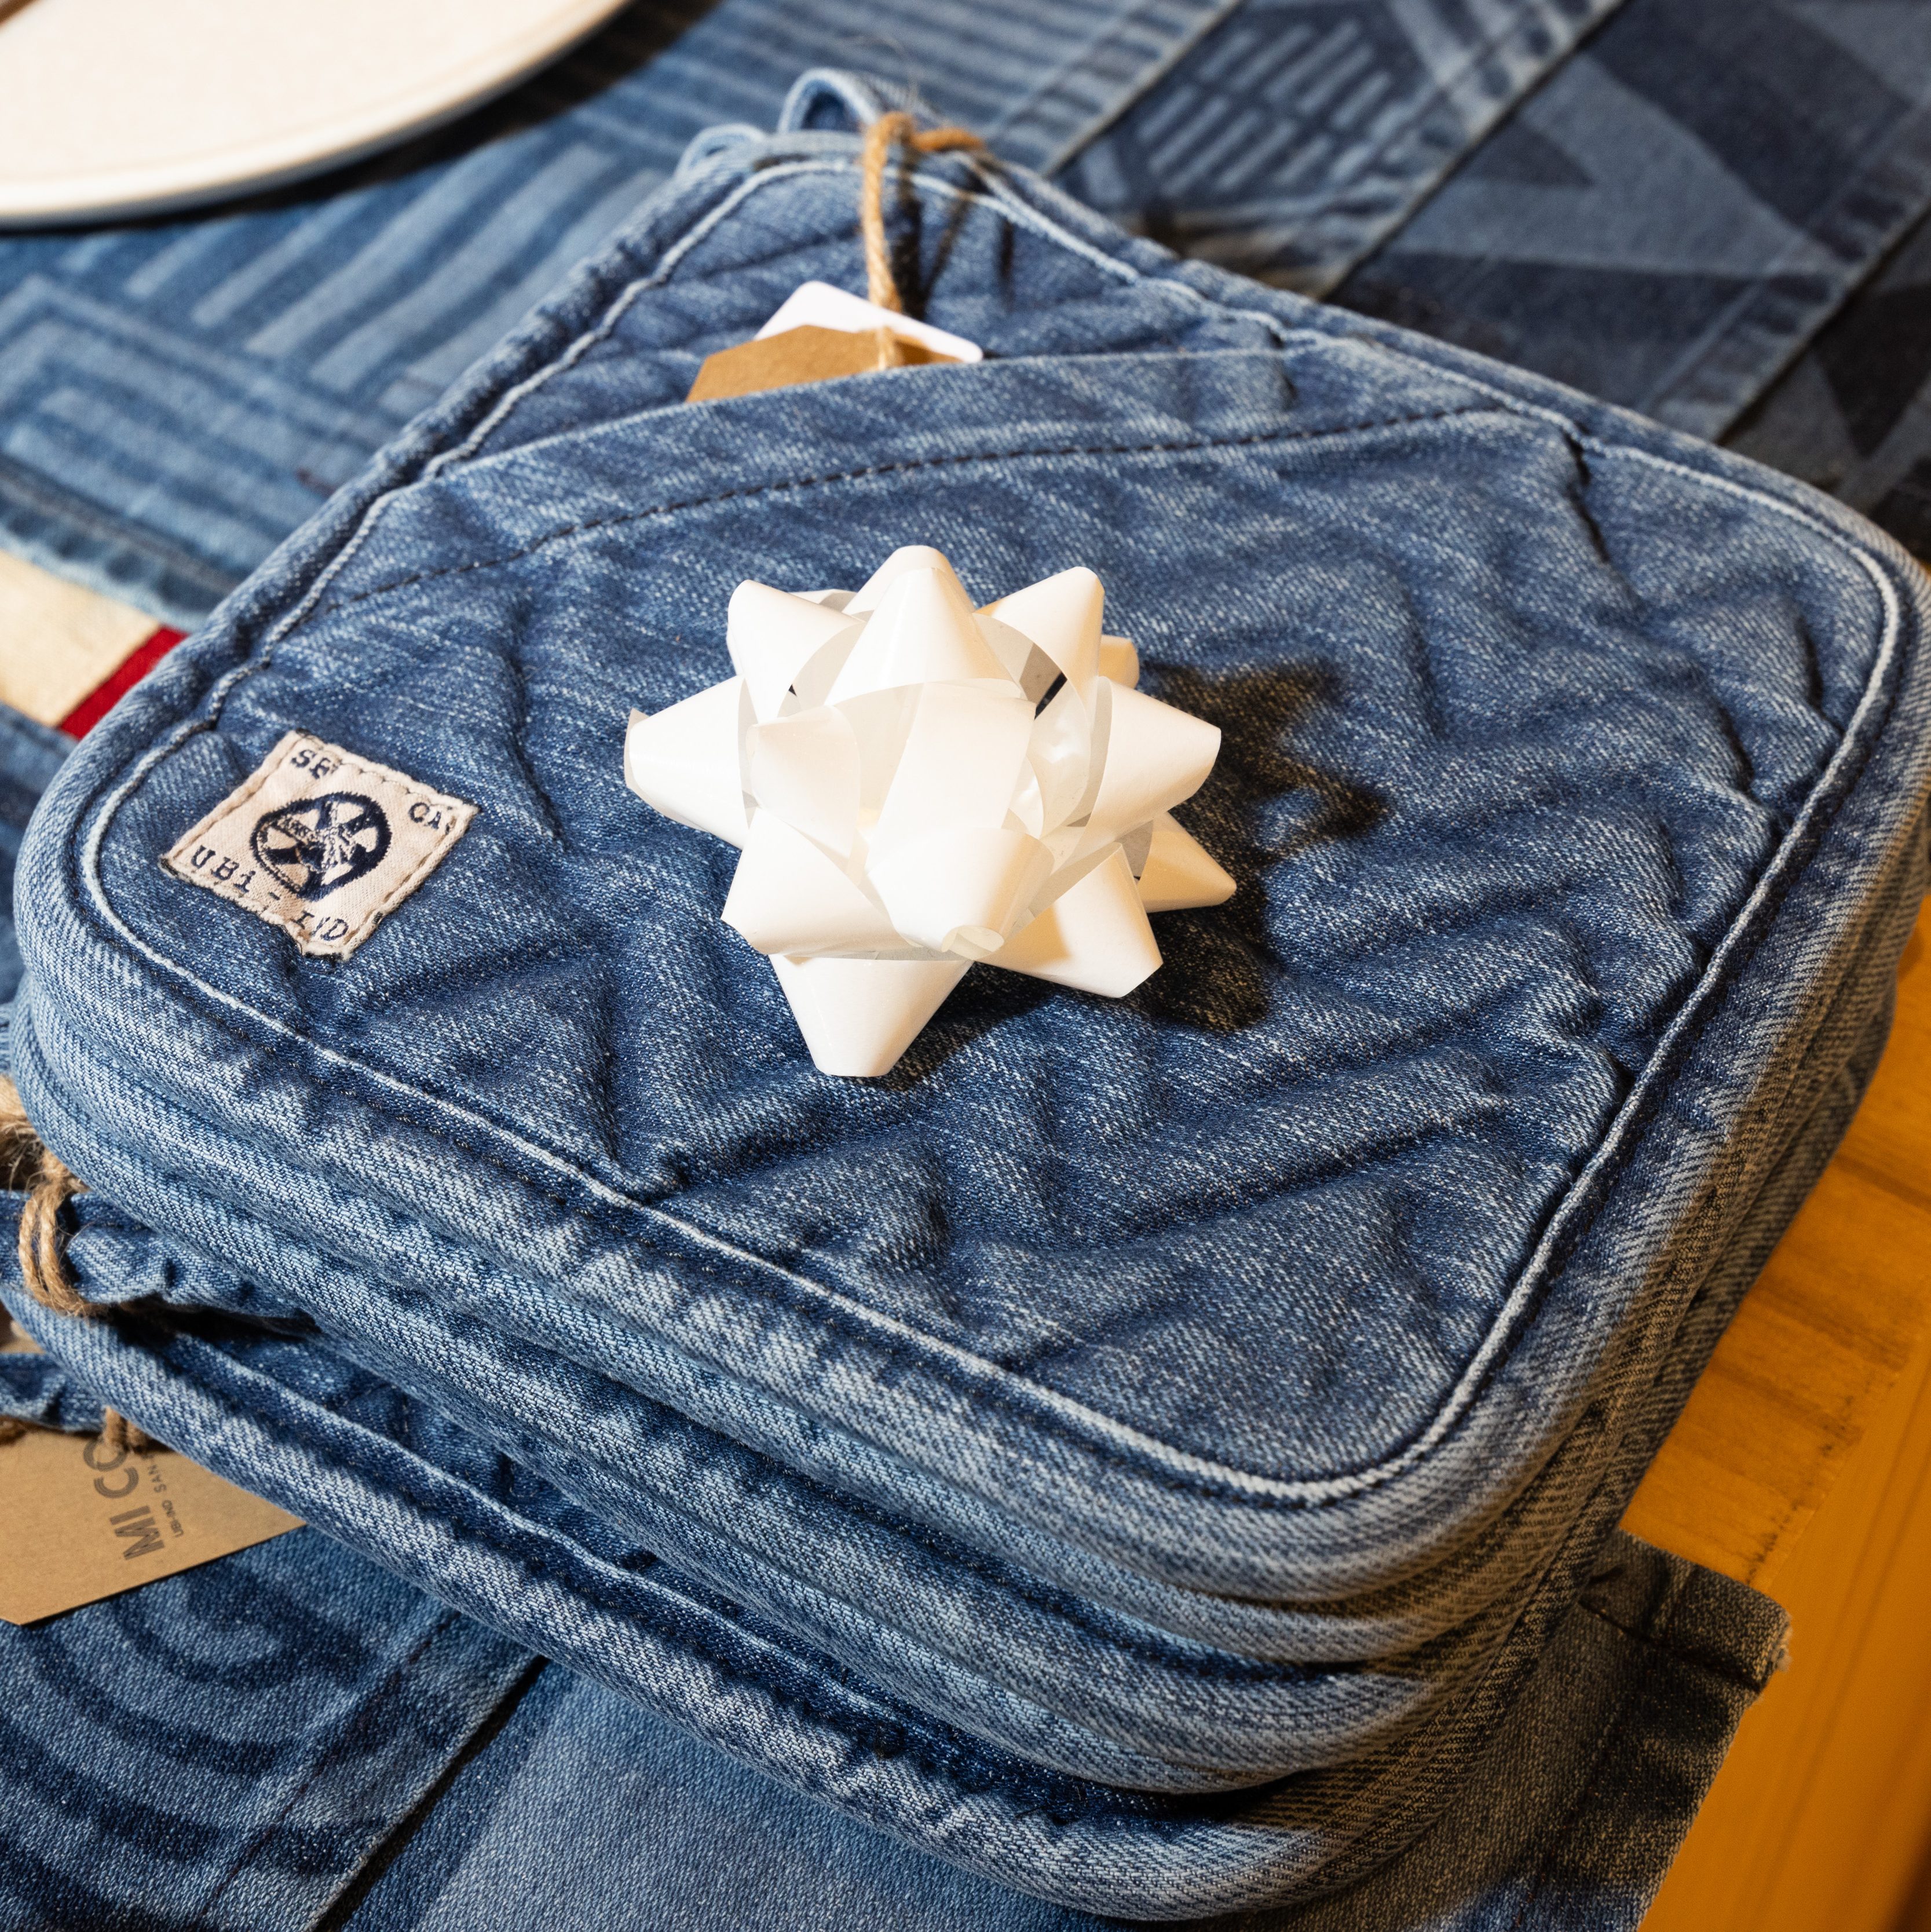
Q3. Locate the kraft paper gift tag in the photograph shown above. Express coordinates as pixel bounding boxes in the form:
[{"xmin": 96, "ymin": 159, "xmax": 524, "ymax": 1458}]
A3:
[
  {"xmin": 0, "ymin": 1423, "xmax": 302, "ymax": 1625},
  {"xmin": 686, "ymin": 280, "xmax": 981, "ymax": 402}
]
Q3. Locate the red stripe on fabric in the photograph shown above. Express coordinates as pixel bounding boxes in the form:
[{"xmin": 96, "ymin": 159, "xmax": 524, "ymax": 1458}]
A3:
[{"xmin": 58, "ymin": 626, "xmax": 187, "ymax": 739}]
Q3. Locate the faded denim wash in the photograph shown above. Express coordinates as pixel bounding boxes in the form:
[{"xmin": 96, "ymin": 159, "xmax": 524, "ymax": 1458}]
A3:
[
  {"xmin": 1330, "ymin": 0, "xmax": 1931, "ymax": 442},
  {"xmin": 0, "ymin": 1212, "xmax": 1800, "ymax": 1922},
  {"xmin": 0, "ymin": 704, "xmax": 66, "ymax": 1013},
  {"xmin": 0, "ymin": 1273, "xmax": 1784, "ymax": 1932},
  {"xmin": 8, "ymin": 858, "xmax": 1911, "ymax": 1803},
  {"xmin": 0, "ymin": 691, "xmax": 1869, "ymax": 1916},
  {"xmin": 0, "ymin": 1, "xmax": 1618, "ymax": 630},
  {"xmin": 332, "ymin": 1533, "xmax": 1786, "ymax": 1932},
  {"xmin": 8, "ymin": 92, "xmax": 1926, "ymax": 1912}
]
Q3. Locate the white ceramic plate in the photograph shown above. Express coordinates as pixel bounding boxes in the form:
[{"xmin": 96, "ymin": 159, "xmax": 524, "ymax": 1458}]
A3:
[{"xmin": 0, "ymin": 0, "xmax": 634, "ymax": 227}]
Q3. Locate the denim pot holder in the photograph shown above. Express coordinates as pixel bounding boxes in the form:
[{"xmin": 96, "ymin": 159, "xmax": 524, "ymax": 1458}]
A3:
[
  {"xmin": 8, "ymin": 92, "xmax": 1931, "ymax": 1919},
  {"xmin": 0, "ymin": 1272, "xmax": 1787, "ymax": 1932},
  {"xmin": 0, "ymin": 704, "xmax": 67, "ymax": 1016},
  {"xmin": 324, "ymin": 1536, "xmax": 1788, "ymax": 1932}
]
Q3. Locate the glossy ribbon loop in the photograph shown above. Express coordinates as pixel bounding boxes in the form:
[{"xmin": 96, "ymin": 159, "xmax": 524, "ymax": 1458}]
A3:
[{"xmin": 626, "ymin": 546, "xmax": 1234, "ymax": 1075}]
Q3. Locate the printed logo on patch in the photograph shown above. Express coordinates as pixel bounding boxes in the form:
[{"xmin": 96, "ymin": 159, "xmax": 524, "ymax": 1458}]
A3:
[{"xmin": 162, "ymin": 731, "xmax": 476, "ymax": 958}]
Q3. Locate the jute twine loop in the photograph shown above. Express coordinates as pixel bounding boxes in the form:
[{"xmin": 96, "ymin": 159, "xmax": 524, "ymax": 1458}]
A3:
[
  {"xmin": 98, "ymin": 1407, "xmax": 151, "ymax": 1456},
  {"xmin": 1, "ymin": 1076, "xmax": 152, "ymax": 1452},
  {"xmin": 16, "ymin": 1139, "xmax": 90, "ymax": 1319},
  {"xmin": 860, "ymin": 111, "xmax": 985, "ymax": 315},
  {"xmin": 0, "ymin": 1073, "xmax": 38, "ymax": 1195}
]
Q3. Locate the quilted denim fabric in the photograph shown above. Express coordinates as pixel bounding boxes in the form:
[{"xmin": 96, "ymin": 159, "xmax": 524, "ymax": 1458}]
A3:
[
  {"xmin": 8, "ymin": 99, "xmax": 1930, "ymax": 1916},
  {"xmin": 6, "ymin": 806, "xmax": 1915, "ymax": 1800},
  {"xmin": 0, "ymin": 1226, "xmax": 1786, "ymax": 1932},
  {"xmin": 0, "ymin": 704, "xmax": 65, "ymax": 1010},
  {"xmin": 0, "ymin": 682, "xmax": 1820, "ymax": 1923},
  {"xmin": 0, "ymin": 0, "xmax": 1617, "ymax": 632},
  {"xmin": 0, "ymin": 1196, "xmax": 1811, "ymax": 1921},
  {"xmin": 5, "ymin": 888, "xmax": 1900, "ymax": 1807},
  {"xmin": 327, "ymin": 1535, "xmax": 1787, "ymax": 1932},
  {"xmin": 0, "ymin": 1269, "xmax": 1794, "ymax": 1932}
]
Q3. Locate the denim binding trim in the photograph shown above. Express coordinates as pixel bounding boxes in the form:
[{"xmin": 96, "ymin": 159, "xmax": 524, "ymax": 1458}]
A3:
[{"xmin": 60, "ymin": 148, "xmax": 1917, "ymax": 1510}]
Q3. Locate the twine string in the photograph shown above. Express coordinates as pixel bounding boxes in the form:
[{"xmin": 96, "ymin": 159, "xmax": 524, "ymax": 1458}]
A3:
[
  {"xmin": 18, "ymin": 1140, "xmax": 90, "ymax": 1320},
  {"xmin": 860, "ymin": 111, "xmax": 984, "ymax": 315},
  {"xmin": 99, "ymin": 1407, "xmax": 150, "ymax": 1456},
  {"xmin": 2, "ymin": 1076, "xmax": 152, "ymax": 1452}
]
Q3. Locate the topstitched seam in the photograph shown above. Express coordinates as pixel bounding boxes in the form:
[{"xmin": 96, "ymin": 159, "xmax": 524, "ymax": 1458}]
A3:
[
  {"xmin": 191, "ymin": 1612, "xmax": 461, "ymax": 1927},
  {"xmin": 1504, "ymin": 1580, "xmax": 1689, "ymax": 1931},
  {"xmin": 13, "ymin": 1259, "xmax": 1700, "ymax": 1879},
  {"xmin": 54, "ymin": 140, "xmax": 1924, "ymax": 1513},
  {"xmin": 309, "ymin": 408, "xmax": 1498, "ymax": 622},
  {"xmin": 47, "ymin": 1064, "xmax": 1394, "ymax": 1692},
  {"xmin": 78, "ymin": 1304, "xmax": 1185, "ymax": 1832}
]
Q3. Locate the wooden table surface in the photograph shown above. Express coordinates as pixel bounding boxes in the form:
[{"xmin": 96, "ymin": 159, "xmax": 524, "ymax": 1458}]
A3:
[
  {"xmin": 1634, "ymin": 903, "xmax": 1931, "ymax": 1932},
  {"xmin": 1623, "ymin": 910, "xmax": 1931, "ymax": 1583}
]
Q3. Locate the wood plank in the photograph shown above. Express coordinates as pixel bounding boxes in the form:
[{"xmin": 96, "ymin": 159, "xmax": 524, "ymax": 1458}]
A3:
[
  {"xmin": 1641, "ymin": 1276, "xmax": 1931, "ymax": 1932},
  {"xmin": 1634, "ymin": 907, "xmax": 1931, "ymax": 1930},
  {"xmin": 1622, "ymin": 913, "xmax": 1931, "ymax": 1586}
]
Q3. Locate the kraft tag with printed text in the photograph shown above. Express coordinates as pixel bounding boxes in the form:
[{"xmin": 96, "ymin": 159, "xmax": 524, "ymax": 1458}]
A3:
[{"xmin": 0, "ymin": 1426, "xmax": 302, "ymax": 1625}]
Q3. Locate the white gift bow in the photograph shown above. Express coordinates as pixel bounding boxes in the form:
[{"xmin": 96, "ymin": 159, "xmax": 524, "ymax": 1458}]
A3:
[{"xmin": 625, "ymin": 545, "xmax": 1234, "ymax": 1076}]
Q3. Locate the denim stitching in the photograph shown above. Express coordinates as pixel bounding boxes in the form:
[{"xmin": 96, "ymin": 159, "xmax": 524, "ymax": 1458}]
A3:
[
  {"xmin": 70, "ymin": 1117, "xmax": 1385, "ymax": 1728},
  {"xmin": 189, "ymin": 1612, "xmax": 462, "ymax": 1928},
  {"xmin": 49, "ymin": 1072, "xmax": 1447, "ymax": 1699},
  {"xmin": 61, "ymin": 444, "xmax": 1910, "ymax": 1511},
  {"xmin": 41, "ymin": 1277, "xmax": 1630, "ymax": 1869},
  {"xmin": 420, "ymin": 161, "xmax": 842, "ymax": 485},
  {"xmin": 55, "ymin": 146, "xmax": 1922, "ymax": 1513},
  {"xmin": 314, "ymin": 407, "xmax": 1499, "ymax": 620},
  {"xmin": 56, "ymin": 163, "xmax": 1917, "ymax": 1498},
  {"xmin": 83, "ymin": 1306, "xmax": 1190, "ymax": 1830},
  {"xmin": 1502, "ymin": 1581, "xmax": 1687, "ymax": 1931}
]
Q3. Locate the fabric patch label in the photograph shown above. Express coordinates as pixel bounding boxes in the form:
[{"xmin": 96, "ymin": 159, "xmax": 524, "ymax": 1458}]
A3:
[{"xmin": 163, "ymin": 730, "xmax": 476, "ymax": 959}]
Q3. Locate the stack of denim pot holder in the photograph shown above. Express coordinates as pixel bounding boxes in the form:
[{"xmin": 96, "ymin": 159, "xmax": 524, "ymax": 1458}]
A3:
[{"xmin": 4, "ymin": 10, "xmax": 1931, "ymax": 1929}]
